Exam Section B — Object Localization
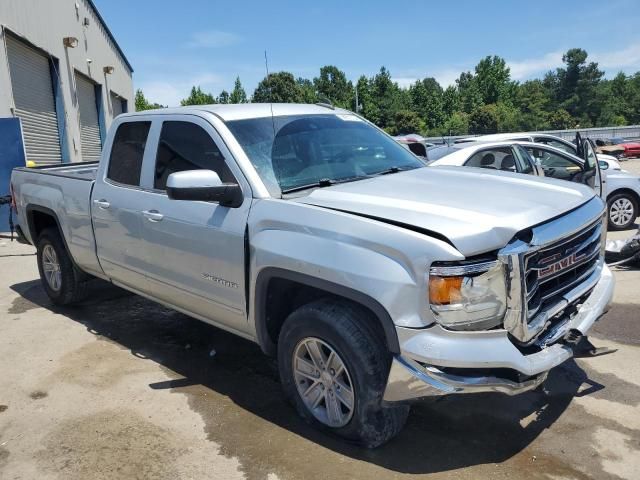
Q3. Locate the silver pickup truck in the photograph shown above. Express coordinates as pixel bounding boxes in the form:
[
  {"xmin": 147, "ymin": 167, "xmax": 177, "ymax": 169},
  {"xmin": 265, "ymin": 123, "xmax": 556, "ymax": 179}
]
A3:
[{"xmin": 10, "ymin": 104, "xmax": 615, "ymax": 447}]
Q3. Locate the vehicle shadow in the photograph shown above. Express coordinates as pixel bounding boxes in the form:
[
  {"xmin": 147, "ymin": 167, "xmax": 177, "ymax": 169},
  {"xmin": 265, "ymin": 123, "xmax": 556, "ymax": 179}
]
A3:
[{"xmin": 10, "ymin": 279, "xmax": 594, "ymax": 476}]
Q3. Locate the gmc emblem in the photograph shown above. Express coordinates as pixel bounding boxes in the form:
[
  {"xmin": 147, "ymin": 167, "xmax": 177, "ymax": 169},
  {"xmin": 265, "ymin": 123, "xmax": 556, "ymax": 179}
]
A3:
[{"xmin": 538, "ymin": 252, "xmax": 586, "ymax": 280}]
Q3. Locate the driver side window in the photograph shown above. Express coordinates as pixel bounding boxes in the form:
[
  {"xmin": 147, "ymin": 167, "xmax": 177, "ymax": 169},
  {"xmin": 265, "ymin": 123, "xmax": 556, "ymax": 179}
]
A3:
[
  {"xmin": 525, "ymin": 147, "xmax": 581, "ymax": 180},
  {"xmin": 154, "ymin": 121, "xmax": 235, "ymax": 191}
]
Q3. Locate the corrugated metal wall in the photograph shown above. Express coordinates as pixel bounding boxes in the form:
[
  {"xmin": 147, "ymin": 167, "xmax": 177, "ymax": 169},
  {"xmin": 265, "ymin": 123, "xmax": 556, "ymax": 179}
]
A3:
[{"xmin": 5, "ymin": 35, "xmax": 62, "ymax": 164}]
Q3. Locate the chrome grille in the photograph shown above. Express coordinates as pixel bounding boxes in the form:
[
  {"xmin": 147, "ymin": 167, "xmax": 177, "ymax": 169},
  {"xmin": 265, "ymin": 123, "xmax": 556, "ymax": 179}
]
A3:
[
  {"xmin": 499, "ymin": 197, "xmax": 606, "ymax": 344},
  {"xmin": 525, "ymin": 220, "xmax": 602, "ymax": 319}
]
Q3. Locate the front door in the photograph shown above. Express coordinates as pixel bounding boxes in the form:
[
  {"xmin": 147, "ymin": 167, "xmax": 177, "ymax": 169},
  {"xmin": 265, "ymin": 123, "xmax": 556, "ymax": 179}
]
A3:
[{"xmin": 137, "ymin": 116, "xmax": 252, "ymax": 334}]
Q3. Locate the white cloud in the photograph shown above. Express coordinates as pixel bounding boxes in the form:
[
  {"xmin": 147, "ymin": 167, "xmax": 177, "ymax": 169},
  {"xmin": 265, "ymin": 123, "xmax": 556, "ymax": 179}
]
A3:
[
  {"xmin": 392, "ymin": 77, "xmax": 418, "ymax": 88},
  {"xmin": 187, "ymin": 30, "xmax": 241, "ymax": 48},
  {"xmin": 508, "ymin": 51, "xmax": 564, "ymax": 80},
  {"xmin": 592, "ymin": 42, "xmax": 640, "ymax": 70},
  {"xmin": 393, "ymin": 68, "xmax": 463, "ymax": 89},
  {"xmin": 507, "ymin": 43, "xmax": 640, "ymax": 81},
  {"xmin": 139, "ymin": 72, "xmax": 225, "ymax": 107}
]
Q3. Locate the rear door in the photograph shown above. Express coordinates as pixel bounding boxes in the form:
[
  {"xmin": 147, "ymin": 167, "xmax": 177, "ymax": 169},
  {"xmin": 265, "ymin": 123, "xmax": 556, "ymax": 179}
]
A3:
[
  {"xmin": 136, "ymin": 115, "xmax": 253, "ymax": 334},
  {"xmin": 91, "ymin": 119, "xmax": 152, "ymax": 288}
]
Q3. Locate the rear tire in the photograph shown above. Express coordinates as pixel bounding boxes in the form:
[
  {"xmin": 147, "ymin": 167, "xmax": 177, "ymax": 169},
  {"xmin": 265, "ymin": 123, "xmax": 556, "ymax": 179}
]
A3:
[
  {"xmin": 36, "ymin": 228, "xmax": 88, "ymax": 305},
  {"xmin": 278, "ymin": 298, "xmax": 409, "ymax": 448},
  {"xmin": 607, "ymin": 192, "xmax": 638, "ymax": 231}
]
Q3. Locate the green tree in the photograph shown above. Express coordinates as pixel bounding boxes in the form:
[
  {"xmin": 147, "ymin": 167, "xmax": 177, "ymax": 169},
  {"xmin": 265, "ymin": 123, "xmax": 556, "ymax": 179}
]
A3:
[
  {"xmin": 217, "ymin": 90, "xmax": 230, "ymax": 104},
  {"xmin": 456, "ymin": 71, "xmax": 483, "ymax": 113},
  {"xmin": 548, "ymin": 109, "xmax": 575, "ymax": 129},
  {"xmin": 515, "ymin": 80, "xmax": 550, "ymax": 130},
  {"xmin": 388, "ymin": 110, "xmax": 426, "ymax": 135},
  {"xmin": 313, "ymin": 65, "xmax": 353, "ymax": 109},
  {"xmin": 229, "ymin": 77, "xmax": 247, "ymax": 103},
  {"xmin": 474, "ymin": 55, "xmax": 514, "ymax": 104},
  {"xmin": 368, "ymin": 67, "xmax": 405, "ymax": 129},
  {"xmin": 134, "ymin": 89, "xmax": 164, "ymax": 111},
  {"xmin": 181, "ymin": 86, "xmax": 216, "ymax": 106},
  {"xmin": 469, "ymin": 105, "xmax": 498, "ymax": 134},
  {"xmin": 442, "ymin": 112, "xmax": 469, "ymax": 135},
  {"xmin": 355, "ymin": 75, "xmax": 376, "ymax": 119},
  {"xmin": 297, "ymin": 77, "xmax": 318, "ymax": 103},
  {"xmin": 442, "ymin": 85, "xmax": 460, "ymax": 118},
  {"xmin": 409, "ymin": 77, "xmax": 444, "ymax": 130},
  {"xmin": 544, "ymin": 48, "xmax": 604, "ymax": 123},
  {"xmin": 253, "ymin": 72, "xmax": 304, "ymax": 103}
]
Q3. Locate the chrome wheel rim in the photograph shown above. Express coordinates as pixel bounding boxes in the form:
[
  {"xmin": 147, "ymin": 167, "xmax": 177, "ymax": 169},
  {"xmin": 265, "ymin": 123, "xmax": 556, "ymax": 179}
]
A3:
[
  {"xmin": 42, "ymin": 245, "xmax": 62, "ymax": 292},
  {"xmin": 293, "ymin": 337, "xmax": 355, "ymax": 428},
  {"xmin": 610, "ymin": 198, "xmax": 635, "ymax": 227}
]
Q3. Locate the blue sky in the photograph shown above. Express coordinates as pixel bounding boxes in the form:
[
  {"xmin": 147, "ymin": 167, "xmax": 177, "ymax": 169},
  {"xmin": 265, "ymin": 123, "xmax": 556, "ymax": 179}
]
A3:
[{"xmin": 95, "ymin": 0, "xmax": 640, "ymax": 106}]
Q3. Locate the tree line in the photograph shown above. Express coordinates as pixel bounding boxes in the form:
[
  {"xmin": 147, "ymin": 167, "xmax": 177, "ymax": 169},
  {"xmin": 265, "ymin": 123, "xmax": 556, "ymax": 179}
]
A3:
[{"xmin": 135, "ymin": 48, "xmax": 640, "ymax": 136}]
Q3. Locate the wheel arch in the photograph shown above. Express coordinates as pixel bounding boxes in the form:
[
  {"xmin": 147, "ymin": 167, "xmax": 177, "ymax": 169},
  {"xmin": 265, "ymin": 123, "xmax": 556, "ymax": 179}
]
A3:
[
  {"xmin": 254, "ymin": 267, "xmax": 400, "ymax": 357},
  {"xmin": 25, "ymin": 205, "xmax": 78, "ymax": 267},
  {"xmin": 607, "ymin": 188, "xmax": 640, "ymax": 207}
]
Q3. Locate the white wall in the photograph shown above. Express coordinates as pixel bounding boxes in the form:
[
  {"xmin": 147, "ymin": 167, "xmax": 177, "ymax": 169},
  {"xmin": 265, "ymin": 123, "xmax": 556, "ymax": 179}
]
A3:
[{"xmin": 0, "ymin": 0, "xmax": 133, "ymax": 162}]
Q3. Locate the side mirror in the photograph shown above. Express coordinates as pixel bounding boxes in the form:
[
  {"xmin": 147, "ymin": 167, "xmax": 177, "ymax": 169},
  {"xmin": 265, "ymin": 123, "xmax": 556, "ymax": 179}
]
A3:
[
  {"xmin": 599, "ymin": 160, "xmax": 609, "ymax": 171},
  {"xmin": 166, "ymin": 170, "xmax": 242, "ymax": 207}
]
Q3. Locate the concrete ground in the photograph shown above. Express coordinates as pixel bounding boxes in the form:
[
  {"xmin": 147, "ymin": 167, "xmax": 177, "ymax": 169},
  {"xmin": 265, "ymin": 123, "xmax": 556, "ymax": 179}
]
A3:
[{"xmin": 1, "ymin": 164, "xmax": 640, "ymax": 480}]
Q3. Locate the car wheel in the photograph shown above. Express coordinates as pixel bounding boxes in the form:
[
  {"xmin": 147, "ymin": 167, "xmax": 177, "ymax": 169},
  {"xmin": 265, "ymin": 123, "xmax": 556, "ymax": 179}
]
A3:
[
  {"xmin": 36, "ymin": 228, "xmax": 88, "ymax": 305},
  {"xmin": 278, "ymin": 298, "xmax": 409, "ymax": 448},
  {"xmin": 608, "ymin": 193, "xmax": 638, "ymax": 230}
]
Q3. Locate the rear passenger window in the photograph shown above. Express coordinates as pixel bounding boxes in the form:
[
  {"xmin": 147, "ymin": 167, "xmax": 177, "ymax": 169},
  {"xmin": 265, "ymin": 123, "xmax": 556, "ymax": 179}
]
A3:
[
  {"xmin": 154, "ymin": 121, "xmax": 234, "ymax": 190},
  {"xmin": 107, "ymin": 121, "xmax": 151, "ymax": 186}
]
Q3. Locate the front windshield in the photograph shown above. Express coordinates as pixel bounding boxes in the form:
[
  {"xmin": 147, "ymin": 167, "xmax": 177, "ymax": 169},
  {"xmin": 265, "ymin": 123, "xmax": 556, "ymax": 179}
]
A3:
[{"xmin": 225, "ymin": 114, "xmax": 424, "ymax": 195}]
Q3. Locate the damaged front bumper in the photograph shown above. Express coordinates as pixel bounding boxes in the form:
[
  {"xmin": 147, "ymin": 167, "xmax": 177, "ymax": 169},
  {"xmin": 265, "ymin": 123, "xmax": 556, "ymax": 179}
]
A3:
[{"xmin": 383, "ymin": 263, "xmax": 615, "ymax": 402}]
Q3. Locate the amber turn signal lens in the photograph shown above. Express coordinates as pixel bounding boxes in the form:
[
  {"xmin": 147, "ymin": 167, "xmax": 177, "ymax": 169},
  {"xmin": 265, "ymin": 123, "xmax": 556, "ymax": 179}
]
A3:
[{"xmin": 429, "ymin": 276, "xmax": 463, "ymax": 305}]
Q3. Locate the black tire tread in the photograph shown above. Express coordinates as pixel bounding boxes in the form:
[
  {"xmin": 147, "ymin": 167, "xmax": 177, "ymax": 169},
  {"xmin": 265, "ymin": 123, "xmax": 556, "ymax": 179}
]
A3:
[{"xmin": 278, "ymin": 297, "xmax": 409, "ymax": 448}]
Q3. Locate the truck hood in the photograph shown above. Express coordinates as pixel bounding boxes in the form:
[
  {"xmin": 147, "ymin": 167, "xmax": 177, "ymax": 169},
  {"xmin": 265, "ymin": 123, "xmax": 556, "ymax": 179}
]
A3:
[{"xmin": 293, "ymin": 166, "xmax": 595, "ymax": 256}]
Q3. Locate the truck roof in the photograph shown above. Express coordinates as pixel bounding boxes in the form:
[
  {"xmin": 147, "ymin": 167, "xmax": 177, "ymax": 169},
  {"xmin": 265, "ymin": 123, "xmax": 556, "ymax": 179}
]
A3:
[{"xmin": 122, "ymin": 103, "xmax": 351, "ymax": 122}]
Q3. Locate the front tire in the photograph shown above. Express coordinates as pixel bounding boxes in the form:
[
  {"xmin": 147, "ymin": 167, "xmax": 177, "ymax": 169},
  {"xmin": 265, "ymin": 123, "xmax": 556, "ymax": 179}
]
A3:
[
  {"xmin": 36, "ymin": 228, "xmax": 88, "ymax": 305},
  {"xmin": 278, "ymin": 299, "xmax": 409, "ymax": 448},
  {"xmin": 608, "ymin": 192, "xmax": 638, "ymax": 230}
]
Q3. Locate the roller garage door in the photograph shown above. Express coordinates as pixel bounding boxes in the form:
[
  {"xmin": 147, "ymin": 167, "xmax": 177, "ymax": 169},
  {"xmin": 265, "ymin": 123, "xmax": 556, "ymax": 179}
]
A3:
[
  {"xmin": 75, "ymin": 74, "xmax": 102, "ymax": 162},
  {"xmin": 110, "ymin": 91, "xmax": 125, "ymax": 118},
  {"xmin": 5, "ymin": 35, "xmax": 62, "ymax": 164}
]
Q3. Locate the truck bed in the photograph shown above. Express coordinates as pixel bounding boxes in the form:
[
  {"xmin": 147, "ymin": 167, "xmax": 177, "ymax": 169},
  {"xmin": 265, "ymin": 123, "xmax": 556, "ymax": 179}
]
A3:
[
  {"xmin": 13, "ymin": 161, "xmax": 99, "ymax": 181},
  {"xmin": 11, "ymin": 162, "xmax": 103, "ymax": 277}
]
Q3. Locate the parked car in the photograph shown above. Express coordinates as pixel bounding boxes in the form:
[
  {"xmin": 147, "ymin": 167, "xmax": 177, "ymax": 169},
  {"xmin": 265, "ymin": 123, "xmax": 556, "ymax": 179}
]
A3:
[
  {"xmin": 393, "ymin": 134, "xmax": 434, "ymax": 157},
  {"xmin": 429, "ymin": 140, "xmax": 640, "ymax": 230},
  {"xmin": 455, "ymin": 132, "xmax": 622, "ymax": 170},
  {"xmin": 10, "ymin": 104, "xmax": 614, "ymax": 447},
  {"xmin": 597, "ymin": 138, "xmax": 640, "ymax": 159}
]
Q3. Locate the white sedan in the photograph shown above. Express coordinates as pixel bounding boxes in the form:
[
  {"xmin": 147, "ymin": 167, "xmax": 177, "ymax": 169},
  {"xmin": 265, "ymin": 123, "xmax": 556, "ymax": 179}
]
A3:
[
  {"xmin": 428, "ymin": 141, "xmax": 640, "ymax": 230},
  {"xmin": 454, "ymin": 132, "xmax": 622, "ymax": 171}
]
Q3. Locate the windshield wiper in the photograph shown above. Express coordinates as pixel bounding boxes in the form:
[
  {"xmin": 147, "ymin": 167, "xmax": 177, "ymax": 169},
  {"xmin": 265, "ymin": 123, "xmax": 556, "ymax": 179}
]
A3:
[
  {"xmin": 281, "ymin": 178, "xmax": 335, "ymax": 194},
  {"xmin": 281, "ymin": 167, "xmax": 412, "ymax": 195}
]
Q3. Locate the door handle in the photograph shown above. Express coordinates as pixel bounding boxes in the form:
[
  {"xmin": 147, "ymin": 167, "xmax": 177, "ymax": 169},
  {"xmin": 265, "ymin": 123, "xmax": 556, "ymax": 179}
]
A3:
[
  {"xmin": 93, "ymin": 199, "xmax": 110, "ymax": 209},
  {"xmin": 142, "ymin": 210, "xmax": 164, "ymax": 222}
]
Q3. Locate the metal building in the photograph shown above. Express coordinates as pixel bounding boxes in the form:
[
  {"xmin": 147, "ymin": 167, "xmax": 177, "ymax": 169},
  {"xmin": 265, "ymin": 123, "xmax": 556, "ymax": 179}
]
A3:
[{"xmin": 0, "ymin": 0, "xmax": 134, "ymax": 164}]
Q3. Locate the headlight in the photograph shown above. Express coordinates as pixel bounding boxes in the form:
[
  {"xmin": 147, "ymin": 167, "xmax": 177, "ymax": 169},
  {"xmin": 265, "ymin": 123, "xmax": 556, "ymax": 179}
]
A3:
[{"xmin": 429, "ymin": 260, "xmax": 506, "ymax": 330}]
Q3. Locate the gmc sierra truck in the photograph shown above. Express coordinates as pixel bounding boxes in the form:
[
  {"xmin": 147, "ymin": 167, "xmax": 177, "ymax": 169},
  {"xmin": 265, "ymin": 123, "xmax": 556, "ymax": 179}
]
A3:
[{"xmin": 10, "ymin": 104, "xmax": 615, "ymax": 447}]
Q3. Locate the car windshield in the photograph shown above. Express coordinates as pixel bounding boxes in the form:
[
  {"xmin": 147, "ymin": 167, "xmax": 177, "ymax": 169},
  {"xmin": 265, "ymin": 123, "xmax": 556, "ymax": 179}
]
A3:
[{"xmin": 225, "ymin": 114, "xmax": 425, "ymax": 195}]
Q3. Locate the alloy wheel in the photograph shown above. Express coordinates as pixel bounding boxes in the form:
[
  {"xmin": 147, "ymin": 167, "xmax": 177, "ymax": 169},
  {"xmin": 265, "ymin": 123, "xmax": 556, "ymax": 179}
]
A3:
[
  {"xmin": 292, "ymin": 337, "xmax": 355, "ymax": 428},
  {"xmin": 610, "ymin": 197, "xmax": 635, "ymax": 227},
  {"xmin": 42, "ymin": 244, "xmax": 62, "ymax": 291}
]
